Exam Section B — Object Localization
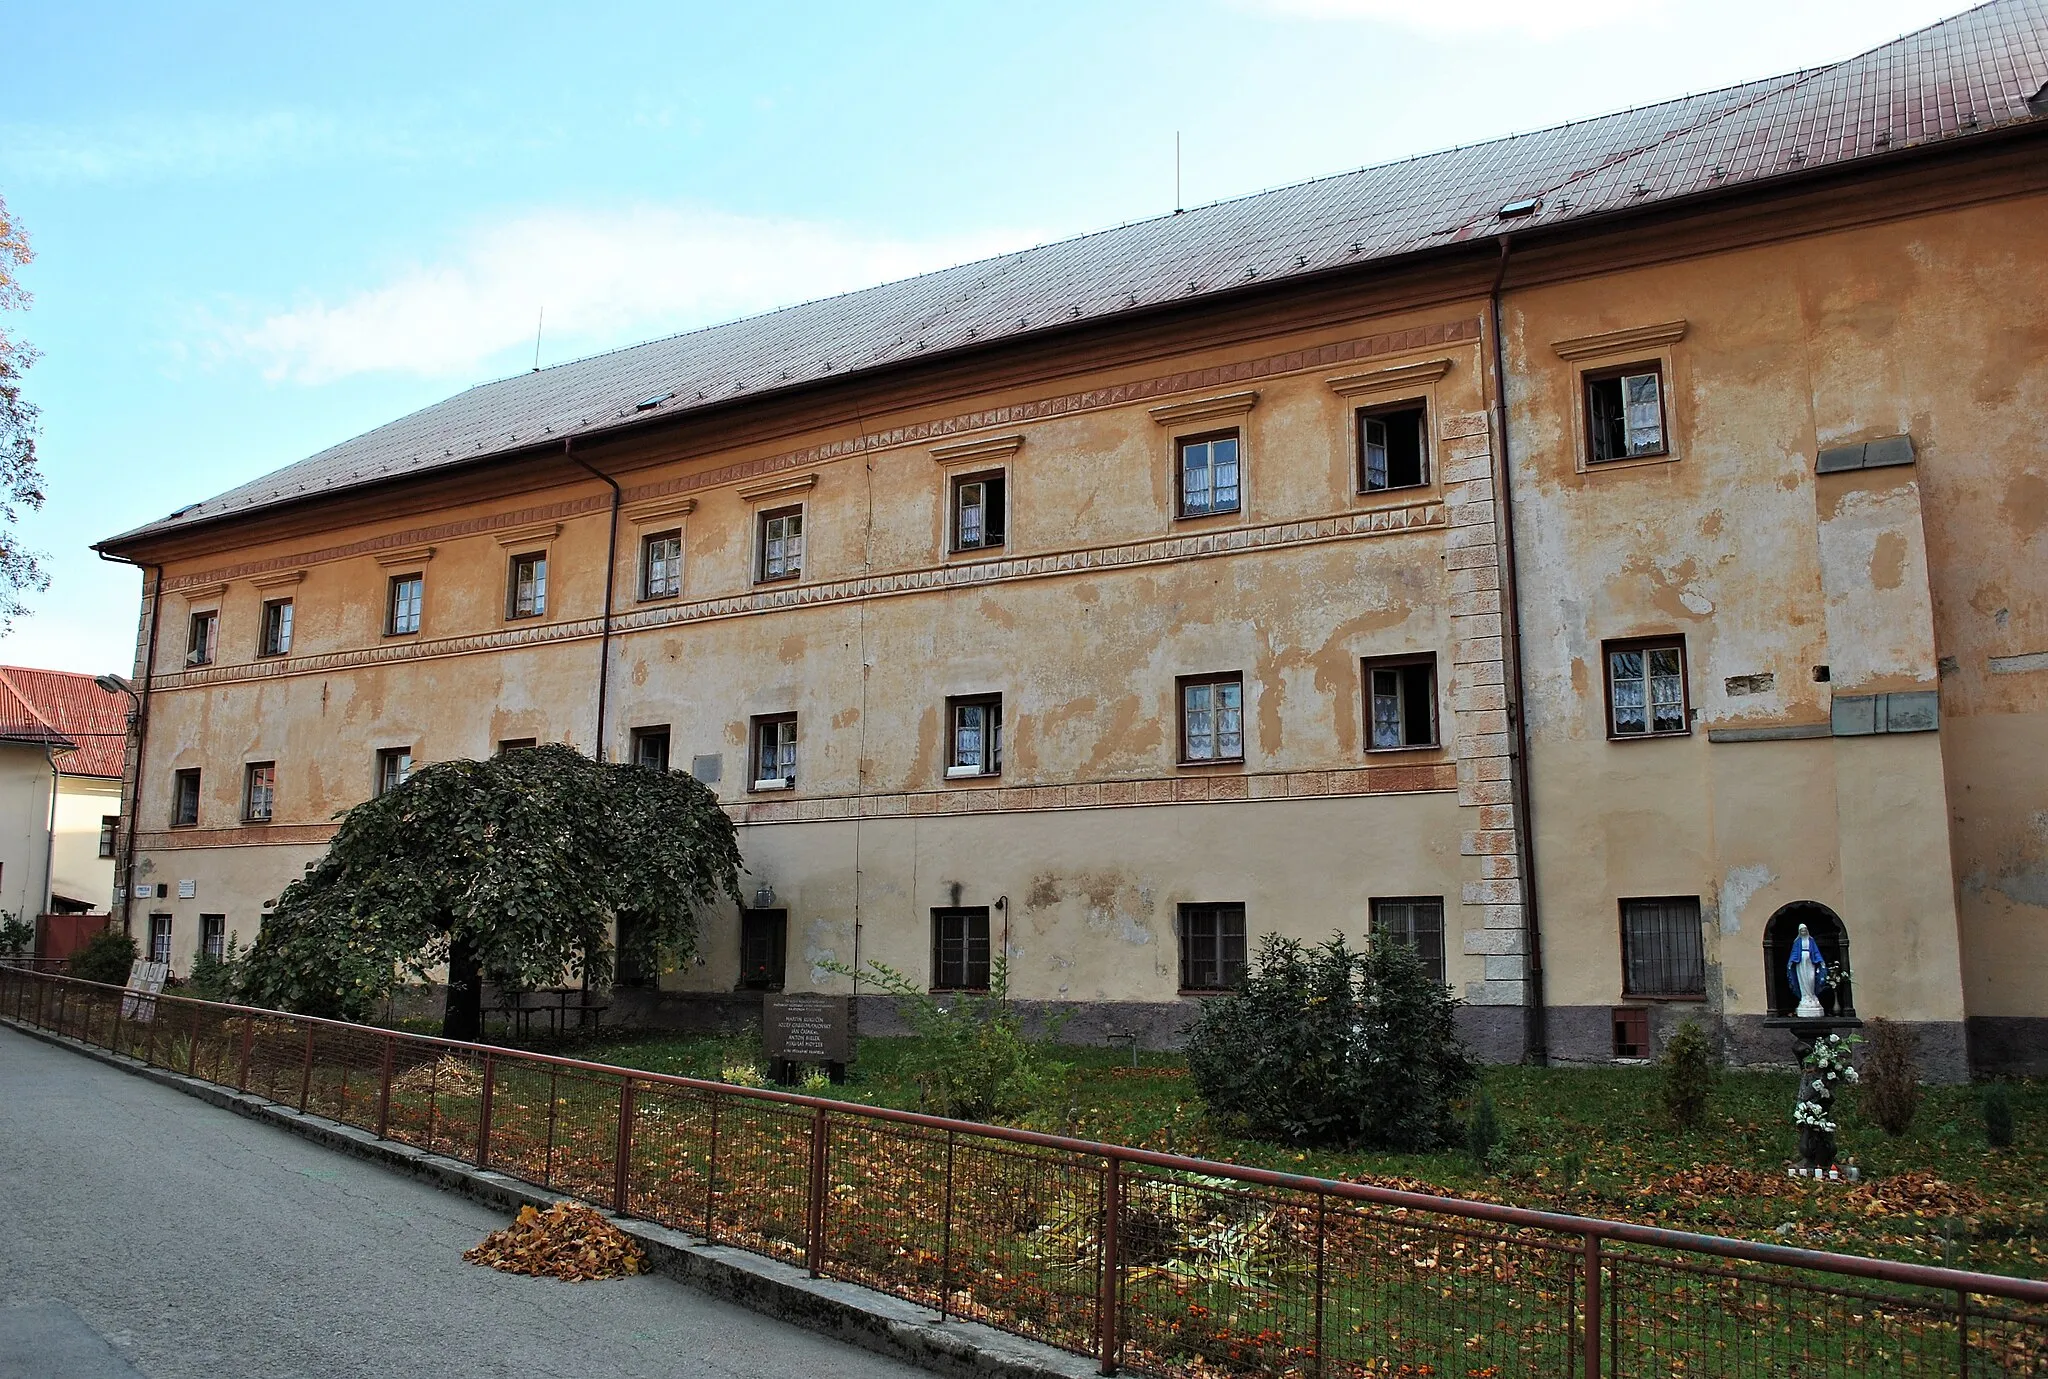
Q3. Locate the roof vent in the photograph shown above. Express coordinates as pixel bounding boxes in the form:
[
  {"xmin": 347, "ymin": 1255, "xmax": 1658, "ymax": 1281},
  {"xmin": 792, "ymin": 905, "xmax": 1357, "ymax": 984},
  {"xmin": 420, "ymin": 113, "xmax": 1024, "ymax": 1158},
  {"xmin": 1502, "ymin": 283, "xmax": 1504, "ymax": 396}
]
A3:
[
  {"xmin": 635, "ymin": 392, "xmax": 674, "ymax": 411},
  {"xmin": 2029, "ymin": 82, "xmax": 2048, "ymax": 116},
  {"xmin": 1497, "ymin": 197, "xmax": 1541, "ymax": 219}
]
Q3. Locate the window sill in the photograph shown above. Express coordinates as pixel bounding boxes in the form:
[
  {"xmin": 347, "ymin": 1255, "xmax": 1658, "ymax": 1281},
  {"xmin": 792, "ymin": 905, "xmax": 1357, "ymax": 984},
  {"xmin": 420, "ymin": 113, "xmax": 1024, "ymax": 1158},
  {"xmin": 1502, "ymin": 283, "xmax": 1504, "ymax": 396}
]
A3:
[
  {"xmin": 1365, "ymin": 742, "xmax": 1442, "ymax": 755},
  {"xmin": 241, "ymin": 817, "xmax": 271, "ymax": 826},
  {"xmin": 1607, "ymin": 730, "xmax": 1692, "ymax": 742},
  {"xmin": 1173, "ymin": 506, "xmax": 1243, "ymax": 524},
  {"xmin": 1178, "ymin": 987, "xmax": 1236, "ymax": 997},
  {"xmin": 750, "ymin": 779, "xmax": 793, "ymax": 793},
  {"xmin": 929, "ymin": 987, "xmax": 991, "ymax": 996},
  {"xmin": 169, "ymin": 822, "xmax": 198, "ymax": 830},
  {"xmin": 1175, "ymin": 757, "xmax": 1245, "ymax": 770},
  {"xmin": 944, "ymin": 765, "xmax": 999, "ymax": 780},
  {"xmin": 1355, "ymin": 481, "xmax": 1434, "ymax": 500},
  {"xmin": 636, "ymin": 592, "xmax": 681, "ymax": 605},
  {"xmin": 384, "ymin": 630, "xmax": 419, "ymax": 639},
  {"xmin": 754, "ymin": 573, "xmax": 802, "ymax": 586},
  {"xmin": 255, "ymin": 651, "xmax": 289, "ymax": 661},
  {"xmin": 1620, "ymin": 992, "xmax": 1707, "ymax": 1003},
  {"xmin": 1578, "ymin": 449, "xmax": 1679, "ymax": 475},
  {"xmin": 946, "ymin": 542, "xmax": 1006, "ymax": 559},
  {"xmin": 505, "ymin": 613, "xmax": 547, "ymax": 623}
]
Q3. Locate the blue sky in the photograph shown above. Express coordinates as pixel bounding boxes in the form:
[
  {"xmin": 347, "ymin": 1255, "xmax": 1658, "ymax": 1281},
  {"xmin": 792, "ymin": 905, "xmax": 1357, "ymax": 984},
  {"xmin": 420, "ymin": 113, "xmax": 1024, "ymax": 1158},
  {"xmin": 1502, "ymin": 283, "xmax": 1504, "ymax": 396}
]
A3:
[{"xmin": 0, "ymin": 0, "xmax": 1966, "ymax": 674}]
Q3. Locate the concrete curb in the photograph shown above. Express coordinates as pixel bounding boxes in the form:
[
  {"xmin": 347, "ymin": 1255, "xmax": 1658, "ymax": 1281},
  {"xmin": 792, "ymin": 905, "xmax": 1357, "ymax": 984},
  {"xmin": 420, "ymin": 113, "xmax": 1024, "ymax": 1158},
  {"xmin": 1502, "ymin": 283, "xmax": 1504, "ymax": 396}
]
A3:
[{"xmin": 2, "ymin": 1017, "xmax": 1097, "ymax": 1379}]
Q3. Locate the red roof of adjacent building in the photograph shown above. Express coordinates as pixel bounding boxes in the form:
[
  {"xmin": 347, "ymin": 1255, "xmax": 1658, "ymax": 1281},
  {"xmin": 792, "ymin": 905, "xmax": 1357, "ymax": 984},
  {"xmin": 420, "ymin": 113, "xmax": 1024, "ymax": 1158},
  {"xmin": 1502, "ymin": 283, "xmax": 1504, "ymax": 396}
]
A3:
[{"xmin": 0, "ymin": 667, "xmax": 129, "ymax": 778}]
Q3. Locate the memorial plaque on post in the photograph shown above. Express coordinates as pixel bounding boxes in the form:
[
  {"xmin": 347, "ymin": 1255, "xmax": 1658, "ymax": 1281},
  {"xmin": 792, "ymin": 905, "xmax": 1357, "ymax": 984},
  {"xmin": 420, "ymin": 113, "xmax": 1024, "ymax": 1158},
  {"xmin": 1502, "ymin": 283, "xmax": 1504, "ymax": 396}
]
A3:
[{"xmin": 763, "ymin": 992, "xmax": 854, "ymax": 1082}]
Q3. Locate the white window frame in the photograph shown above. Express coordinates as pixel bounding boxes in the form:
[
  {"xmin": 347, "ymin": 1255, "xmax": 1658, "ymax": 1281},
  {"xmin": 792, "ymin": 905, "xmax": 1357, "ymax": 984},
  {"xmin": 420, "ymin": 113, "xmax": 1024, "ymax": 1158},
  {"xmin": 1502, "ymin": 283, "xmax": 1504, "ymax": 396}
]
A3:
[
  {"xmin": 375, "ymin": 747, "xmax": 414, "ymax": 796},
  {"xmin": 756, "ymin": 506, "xmax": 805, "ymax": 583},
  {"xmin": 945, "ymin": 695, "xmax": 1002, "ymax": 778},
  {"xmin": 752, "ymin": 714, "xmax": 797, "ymax": 790},
  {"xmin": 1178, "ymin": 674, "xmax": 1244, "ymax": 764},
  {"xmin": 640, "ymin": 529, "xmax": 683, "ymax": 600},
  {"xmin": 258, "ymin": 598, "xmax": 293, "ymax": 657},
  {"xmin": 387, "ymin": 574, "xmax": 424, "ymax": 636},
  {"xmin": 507, "ymin": 551, "xmax": 548, "ymax": 619},
  {"xmin": 243, "ymin": 762, "xmax": 276, "ymax": 823}
]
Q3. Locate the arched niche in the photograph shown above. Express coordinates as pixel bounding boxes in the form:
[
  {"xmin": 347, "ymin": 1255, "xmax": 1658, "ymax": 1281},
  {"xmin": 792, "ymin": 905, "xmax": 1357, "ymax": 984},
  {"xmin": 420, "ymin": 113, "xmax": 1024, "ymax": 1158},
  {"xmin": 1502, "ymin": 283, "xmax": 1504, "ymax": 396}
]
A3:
[{"xmin": 1762, "ymin": 902, "xmax": 1856, "ymax": 1019}]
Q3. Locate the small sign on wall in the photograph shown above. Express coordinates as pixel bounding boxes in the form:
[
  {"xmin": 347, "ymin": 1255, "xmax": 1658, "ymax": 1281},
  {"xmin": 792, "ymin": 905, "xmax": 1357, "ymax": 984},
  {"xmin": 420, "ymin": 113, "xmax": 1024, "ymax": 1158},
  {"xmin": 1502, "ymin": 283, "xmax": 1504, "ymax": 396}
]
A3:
[
  {"xmin": 133, "ymin": 884, "xmax": 152, "ymax": 898},
  {"xmin": 177, "ymin": 880, "xmax": 196, "ymax": 899}
]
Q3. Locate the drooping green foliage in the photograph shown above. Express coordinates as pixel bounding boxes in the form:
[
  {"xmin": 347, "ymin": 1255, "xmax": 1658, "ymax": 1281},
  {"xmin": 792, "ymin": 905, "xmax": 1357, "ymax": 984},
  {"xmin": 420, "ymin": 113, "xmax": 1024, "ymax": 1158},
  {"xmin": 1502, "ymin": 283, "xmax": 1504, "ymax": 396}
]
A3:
[
  {"xmin": 1185, "ymin": 932, "xmax": 1477, "ymax": 1150},
  {"xmin": 69, "ymin": 926, "xmax": 138, "ymax": 985},
  {"xmin": 238, "ymin": 744, "xmax": 743, "ymax": 1028},
  {"xmin": 823, "ymin": 955, "xmax": 1070, "ymax": 1123},
  {"xmin": 1659, "ymin": 1016, "xmax": 1721, "ymax": 1131}
]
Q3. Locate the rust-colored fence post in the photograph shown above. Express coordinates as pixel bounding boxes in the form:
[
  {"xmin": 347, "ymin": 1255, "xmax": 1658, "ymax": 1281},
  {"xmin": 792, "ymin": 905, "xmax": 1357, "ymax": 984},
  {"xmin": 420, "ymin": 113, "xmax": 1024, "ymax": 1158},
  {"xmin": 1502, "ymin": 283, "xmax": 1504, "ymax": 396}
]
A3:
[
  {"xmin": 112, "ymin": 985, "xmax": 128, "ymax": 1055},
  {"xmin": 1583, "ymin": 1234, "xmax": 1603, "ymax": 1379},
  {"xmin": 939, "ymin": 1128, "xmax": 957, "ymax": 1322},
  {"xmin": 476, "ymin": 1052, "xmax": 495, "ymax": 1169},
  {"xmin": 806, "ymin": 1104, "xmax": 829, "ymax": 1278},
  {"xmin": 614, "ymin": 1076, "xmax": 637, "ymax": 1215},
  {"xmin": 298, "ymin": 1022, "xmax": 315, "ymax": 1112},
  {"xmin": 142, "ymin": 997, "xmax": 158, "ymax": 1067},
  {"xmin": 1959, "ymin": 1288, "xmax": 1971, "ymax": 1376},
  {"xmin": 187, "ymin": 1007, "xmax": 200, "ymax": 1077},
  {"xmin": 703, "ymin": 1091, "xmax": 721, "ymax": 1242},
  {"xmin": 375, "ymin": 1035, "xmax": 395, "ymax": 1139},
  {"xmin": 1313, "ymin": 1191, "xmax": 1327, "ymax": 1379},
  {"xmin": 237, "ymin": 1015, "xmax": 254, "ymax": 1091},
  {"xmin": 1097, "ymin": 1155, "xmax": 1122, "ymax": 1376},
  {"xmin": 543, "ymin": 1066, "xmax": 560, "ymax": 1188}
]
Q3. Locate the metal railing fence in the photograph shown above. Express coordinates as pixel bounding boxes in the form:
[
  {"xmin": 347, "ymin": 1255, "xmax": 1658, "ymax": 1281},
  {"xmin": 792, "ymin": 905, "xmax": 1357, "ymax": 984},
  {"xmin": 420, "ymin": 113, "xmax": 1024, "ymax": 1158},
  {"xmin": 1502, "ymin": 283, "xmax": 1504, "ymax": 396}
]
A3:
[{"xmin": 6, "ymin": 963, "xmax": 2045, "ymax": 1377}]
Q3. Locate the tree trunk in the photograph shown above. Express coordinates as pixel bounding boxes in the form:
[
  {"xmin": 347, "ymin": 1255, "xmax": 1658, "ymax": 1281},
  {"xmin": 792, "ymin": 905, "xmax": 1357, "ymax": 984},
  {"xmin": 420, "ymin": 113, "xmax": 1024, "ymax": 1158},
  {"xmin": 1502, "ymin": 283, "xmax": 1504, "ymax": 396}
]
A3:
[{"xmin": 443, "ymin": 934, "xmax": 483, "ymax": 1042}]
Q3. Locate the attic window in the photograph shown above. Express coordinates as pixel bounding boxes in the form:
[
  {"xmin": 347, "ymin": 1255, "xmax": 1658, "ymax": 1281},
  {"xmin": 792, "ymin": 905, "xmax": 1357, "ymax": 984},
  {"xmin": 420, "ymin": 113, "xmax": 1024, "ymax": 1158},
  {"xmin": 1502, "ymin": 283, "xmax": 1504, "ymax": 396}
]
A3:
[
  {"xmin": 635, "ymin": 392, "xmax": 675, "ymax": 411},
  {"xmin": 1498, "ymin": 197, "xmax": 1540, "ymax": 219}
]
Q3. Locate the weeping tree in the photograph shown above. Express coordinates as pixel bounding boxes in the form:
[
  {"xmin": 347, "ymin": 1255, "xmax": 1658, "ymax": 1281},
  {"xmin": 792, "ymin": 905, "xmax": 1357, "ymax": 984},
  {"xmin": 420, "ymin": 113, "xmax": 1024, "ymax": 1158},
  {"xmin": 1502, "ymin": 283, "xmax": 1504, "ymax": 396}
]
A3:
[{"xmin": 239, "ymin": 744, "xmax": 743, "ymax": 1040}]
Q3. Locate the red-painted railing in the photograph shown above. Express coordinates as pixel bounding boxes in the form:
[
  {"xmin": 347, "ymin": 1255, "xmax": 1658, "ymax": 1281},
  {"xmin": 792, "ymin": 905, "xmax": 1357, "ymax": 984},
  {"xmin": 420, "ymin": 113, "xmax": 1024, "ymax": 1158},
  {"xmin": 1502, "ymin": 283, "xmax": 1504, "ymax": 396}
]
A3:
[{"xmin": 6, "ymin": 963, "xmax": 2044, "ymax": 1377}]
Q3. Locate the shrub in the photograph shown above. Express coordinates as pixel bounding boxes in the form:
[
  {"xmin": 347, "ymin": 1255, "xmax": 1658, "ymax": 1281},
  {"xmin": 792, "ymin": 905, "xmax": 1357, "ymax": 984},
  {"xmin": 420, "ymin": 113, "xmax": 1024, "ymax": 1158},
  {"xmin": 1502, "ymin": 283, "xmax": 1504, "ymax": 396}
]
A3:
[
  {"xmin": 1984, "ymin": 1083, "xmax": 2015, "ymax": 1149},
  {"xmin": 0, "ymin": 911, "xmax": 33, "ymax": 956},
  {"xmin": 1465, "ymin": 1088, "xmax": 1502, "ymax": 1167},
  {"xmin": 824, "ymin": 955, "xmax": 1069, "ymax": 1123},
  {"xmin": 1659, "ymin": 1017, "xmax": 1720, "ymax": 1131},
  {"xmin": 185, "ymin": 935, "xmax": 247, "ymax": 1003},
  {"xmin": 68, "ymin": 927, "xmax": 138, "ymax": 986},
  {"xmin": 1184, "ymin": 932, "xmax": 1476, "ymax": 1150},
  {"xmin": 1859, "ymin": 1017, "xmax": 1922, "ymax": 1137}
]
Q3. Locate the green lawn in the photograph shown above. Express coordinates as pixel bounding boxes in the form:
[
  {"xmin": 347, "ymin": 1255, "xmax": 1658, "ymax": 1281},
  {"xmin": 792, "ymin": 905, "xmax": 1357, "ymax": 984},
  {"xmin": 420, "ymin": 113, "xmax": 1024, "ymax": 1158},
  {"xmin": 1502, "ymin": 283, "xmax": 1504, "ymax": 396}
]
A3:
[{"xmin": 512, "ymin": 1026, "xmax": 2048, "ymax": 1280}]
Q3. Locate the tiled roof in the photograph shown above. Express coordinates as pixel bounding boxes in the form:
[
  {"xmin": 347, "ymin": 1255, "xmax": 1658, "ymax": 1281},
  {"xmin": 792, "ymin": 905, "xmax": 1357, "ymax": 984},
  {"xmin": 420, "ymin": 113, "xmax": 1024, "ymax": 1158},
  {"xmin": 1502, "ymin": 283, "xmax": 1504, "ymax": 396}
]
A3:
[
  {"xmin": 101, "ymin": 0, "xmax": 2048, "ymax": 551},
  {"xmin": 0, "ymin": 667, "xmax": 129, "ymax": 778}
]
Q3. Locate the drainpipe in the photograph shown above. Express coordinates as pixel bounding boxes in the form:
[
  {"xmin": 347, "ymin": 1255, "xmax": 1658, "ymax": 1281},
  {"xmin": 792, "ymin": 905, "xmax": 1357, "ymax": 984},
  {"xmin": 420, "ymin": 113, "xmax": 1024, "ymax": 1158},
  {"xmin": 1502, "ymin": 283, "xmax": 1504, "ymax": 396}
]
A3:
[
  {"xmin": 97, "ymin": 552, "xmax": 162, "ymax": 938},
  {"xmin": 40, "ymin": 743, "xmax": 60, "ymax": 919},
  {"xmin": 565, "ymin": 440, "xmax": 622, "ymax": 762},
  {"xmin": 1486, "ymin": 236, "xmax": 1550, "ymax": 1065}
]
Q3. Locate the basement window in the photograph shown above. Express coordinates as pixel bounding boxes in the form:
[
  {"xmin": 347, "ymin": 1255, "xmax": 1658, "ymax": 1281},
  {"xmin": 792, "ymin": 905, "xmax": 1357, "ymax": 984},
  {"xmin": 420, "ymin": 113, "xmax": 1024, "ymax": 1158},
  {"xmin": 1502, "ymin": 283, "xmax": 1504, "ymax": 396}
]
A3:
[
  {"xmin": 1359, "ymin": 401, "xmax": 1429, "ymax": 492},
  {"xmin": 1179, "ymin": 903, "xmax": 1247, "ymax": 992},
  {"xmin": 1586, "ymin": 363, "xmax": 1667, "ymax": 461},
  {"xmin": 932, "ymin": 907, "xmax": 991, "ymax": 991},
  {"xmin": 1364, "ymin": 656, "xmax": 1438, "ymax": 750},
  {"xmin": 1620, "ymin": 897, "xmax": 1706, "ymax": 999},
  {"xmin": 1371, "ymin": 896, "xmax": 1446, "ymax": 985}
]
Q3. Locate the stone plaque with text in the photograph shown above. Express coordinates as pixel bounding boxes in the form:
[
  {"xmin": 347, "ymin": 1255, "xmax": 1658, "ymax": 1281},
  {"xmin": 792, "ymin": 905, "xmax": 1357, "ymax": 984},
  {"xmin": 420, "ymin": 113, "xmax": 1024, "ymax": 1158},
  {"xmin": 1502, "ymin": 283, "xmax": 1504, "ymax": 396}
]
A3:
[{"xmin": 763, "ymin": 993, "xmax": 854, "ymax": 1065}]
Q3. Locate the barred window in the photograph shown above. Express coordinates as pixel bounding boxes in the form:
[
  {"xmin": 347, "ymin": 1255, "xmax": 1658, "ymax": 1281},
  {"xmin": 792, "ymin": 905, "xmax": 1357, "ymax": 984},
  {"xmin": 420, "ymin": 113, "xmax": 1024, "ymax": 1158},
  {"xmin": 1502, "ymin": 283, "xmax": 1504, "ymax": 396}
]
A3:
[
  {"xmin": 1606, "ymin": 637, "xmax": 1689, "ymax": 737},
  {"xmin": 1177, "ymin": 431, "xmax": 1241, "ymax": 517},
  {"xmin": 1372, "ymin": 896, "xmax": 1447, "ymax": 984},
  {"xmin": 1179, "ymin": 674, "xmax": 1244, "ymax": 763},
  {"xmin": 932, "ymin": 907, "xmax": 991, "ymax": 991},
  {"xmin": 1620, "ymin": 896, "xmax": 1706, "ymax": 998},
  {"xmin": 1179, "ymin": 903, "xmax": 1247, "ymax": 991}
]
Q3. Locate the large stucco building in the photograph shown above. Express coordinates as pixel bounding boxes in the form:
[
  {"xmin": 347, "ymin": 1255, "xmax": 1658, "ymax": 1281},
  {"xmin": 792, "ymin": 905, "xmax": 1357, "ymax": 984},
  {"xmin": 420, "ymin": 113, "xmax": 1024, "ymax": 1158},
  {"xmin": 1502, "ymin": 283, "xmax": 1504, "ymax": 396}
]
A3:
[{"xmin": 95, "ymin": 4, "xmax": 2048, "ymax": 1077}]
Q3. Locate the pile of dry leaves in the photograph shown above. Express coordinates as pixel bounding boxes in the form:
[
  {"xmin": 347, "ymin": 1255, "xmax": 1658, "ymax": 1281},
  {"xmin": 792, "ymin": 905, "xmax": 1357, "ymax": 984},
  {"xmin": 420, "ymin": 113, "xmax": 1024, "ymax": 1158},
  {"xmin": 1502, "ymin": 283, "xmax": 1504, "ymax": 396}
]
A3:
[{"xmin": 464, "ymin": 1202, "xmax": 646, "ymax": 1281}]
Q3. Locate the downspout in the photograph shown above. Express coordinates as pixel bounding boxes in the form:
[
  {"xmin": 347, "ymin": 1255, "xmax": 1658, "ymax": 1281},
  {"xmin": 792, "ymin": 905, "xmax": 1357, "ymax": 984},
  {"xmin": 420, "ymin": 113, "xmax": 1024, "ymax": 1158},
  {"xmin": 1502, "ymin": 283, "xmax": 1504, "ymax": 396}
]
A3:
[
  {"xmin": 98, "ymin": 552, "xmax": 162, "ymax": 938},
  {"xmin": 41, "ymin": 744, "xmax": 60, "ymax": 919},
  {"xmin": 565, "ymin": 439, "xmax": 622, "ymax": 763},
  {"xmin": 1486, "ymin": 235, "xmax": 1550, "ymax": 1065}
]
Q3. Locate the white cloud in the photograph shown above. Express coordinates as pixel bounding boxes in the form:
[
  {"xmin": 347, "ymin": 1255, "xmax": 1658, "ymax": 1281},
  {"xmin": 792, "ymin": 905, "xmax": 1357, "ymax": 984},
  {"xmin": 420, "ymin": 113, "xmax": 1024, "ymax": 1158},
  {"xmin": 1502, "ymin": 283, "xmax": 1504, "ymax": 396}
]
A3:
[
  {"xmin": 212, "ymin": 206, "xmax": 1037, "ymax": 385},
  {"xmin": 1235, "ymin": 0, "xmax": 1673, "ymax": 38}
]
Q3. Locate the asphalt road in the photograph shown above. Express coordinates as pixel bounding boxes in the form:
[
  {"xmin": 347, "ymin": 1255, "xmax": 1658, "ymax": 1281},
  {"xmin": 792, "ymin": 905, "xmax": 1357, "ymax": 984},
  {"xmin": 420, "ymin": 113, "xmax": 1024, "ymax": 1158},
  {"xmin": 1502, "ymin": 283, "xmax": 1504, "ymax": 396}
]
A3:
[{"xmin": 0, "ymin": 1026, "xmax": 924, "ymax": 1379}]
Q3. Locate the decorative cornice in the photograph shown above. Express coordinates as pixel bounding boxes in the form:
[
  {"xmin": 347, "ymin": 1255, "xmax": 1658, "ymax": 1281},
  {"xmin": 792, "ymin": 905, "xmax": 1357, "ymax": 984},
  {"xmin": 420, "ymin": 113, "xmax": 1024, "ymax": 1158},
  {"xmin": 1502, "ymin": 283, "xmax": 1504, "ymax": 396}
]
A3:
[
  {"xmin": 373, "ymin": 545, "xmax": 435, "ymax": 568},
  {"xmin": 148, "ymin": 498, "xmax": 1446, "ymax": 692},
  {"xmin": 182, "ymin": 583, "xmax": 229, "ymax": 604},
  {"xmin": 1550, "ymin": 320, "xmax": 1688, "ymax": 361},
  {"xmin": 930, "ymin": 434, "xmax": 1024, "ymax": 466},
  {"xmin": 736, "ymin": 474, "xmax": 817, "ymax": 503},
  {"xmin": 492, "ymin": 521, "xmax": 561, "ymax": 548},
  {"xmin": 249, "ymin": 571, "xmax": 305, "ymax": 591},
  {"xmin": 159, "ymin": 317, "xmax": 1482, "ymax": 595},
  {"xmin": 134, "ymin": 760, "xmax": 1456, "ymax": 849},
  {"xmin": 1149, "ymin": 390, "xmax": 1259, "ymax": 427},
  {"xmin": 1326, "ymin": 358, "xmax": 1454, "ymax": 397},
  {"xmin": 624, "ymin": 497, "xmax": 698, "ymax": 525}
]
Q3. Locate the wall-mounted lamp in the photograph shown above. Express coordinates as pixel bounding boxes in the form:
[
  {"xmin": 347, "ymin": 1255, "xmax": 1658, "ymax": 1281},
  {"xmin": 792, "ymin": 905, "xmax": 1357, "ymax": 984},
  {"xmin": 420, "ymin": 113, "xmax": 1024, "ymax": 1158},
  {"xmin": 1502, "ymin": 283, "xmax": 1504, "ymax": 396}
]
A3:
[
  {"xmin": 994, "ymin": 895, "xmax": 1008, "ymax": 912},
  {"xmin": 753, "ymin": 883, "xmax": 776, "ymax": 909}
]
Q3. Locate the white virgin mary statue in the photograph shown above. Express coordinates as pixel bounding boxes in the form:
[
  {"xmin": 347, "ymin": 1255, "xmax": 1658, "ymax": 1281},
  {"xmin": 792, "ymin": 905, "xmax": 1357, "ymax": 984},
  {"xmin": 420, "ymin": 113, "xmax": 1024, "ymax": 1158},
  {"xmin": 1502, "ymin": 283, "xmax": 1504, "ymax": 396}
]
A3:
[{"xmin": 1787, "ymin": 922, "xmax": 1829, "ymax": 1019}]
